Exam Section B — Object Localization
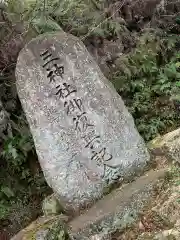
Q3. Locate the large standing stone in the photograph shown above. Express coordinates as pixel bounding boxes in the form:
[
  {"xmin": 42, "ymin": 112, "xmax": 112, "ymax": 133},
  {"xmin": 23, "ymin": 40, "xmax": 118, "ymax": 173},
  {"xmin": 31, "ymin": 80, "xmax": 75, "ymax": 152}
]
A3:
[{"xmin": 16, "ymin": 32, "xmax": 150, "ymax": 211}]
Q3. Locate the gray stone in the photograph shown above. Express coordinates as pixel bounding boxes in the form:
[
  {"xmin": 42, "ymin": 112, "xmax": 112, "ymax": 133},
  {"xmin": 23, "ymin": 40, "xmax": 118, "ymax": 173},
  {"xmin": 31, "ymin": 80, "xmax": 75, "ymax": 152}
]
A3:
[
  {"xmin": 16, "ymin": 32, "xmax": 150, "ymax": 211},
  {"xmin": 11, "ymin": 169, "xmax": 166, "ymax": 240},
  {"xmin": 10, "ymin": 215, "xmax": 69, "ymax": 240},
  {"xmin": 68, "ymin": 169, "xmax": 166, "ymax": 239}
]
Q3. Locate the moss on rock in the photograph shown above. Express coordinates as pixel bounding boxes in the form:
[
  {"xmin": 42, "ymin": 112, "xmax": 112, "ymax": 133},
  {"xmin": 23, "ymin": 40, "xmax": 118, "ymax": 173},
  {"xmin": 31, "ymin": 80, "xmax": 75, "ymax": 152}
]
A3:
[{"xmin": 11, "ymin": 215, "xmax": 69, "ymax": 240}]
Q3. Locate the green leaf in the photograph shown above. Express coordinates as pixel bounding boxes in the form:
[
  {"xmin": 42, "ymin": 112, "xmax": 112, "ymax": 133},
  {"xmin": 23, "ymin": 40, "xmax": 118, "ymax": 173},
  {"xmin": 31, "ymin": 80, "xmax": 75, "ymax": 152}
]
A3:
[
  {"xmin": 1, "ymin": 187, "xmax": 14, "ymax": 198},
  {"xmin": 0, "ymin": 201, "xmax": 9, "ymax": 219},
  {"xmin": 32, "ymin": 16, "xmax": 62, "ymax": 33},
  {"xmin": 3, "ymin": 142, "xmax": 18, "ymax": 159},
  {"xmin": 176, "ymin": 81, "xmax": 180, "ymax": 87},
  {"xmin": 92, "ymin": 27, "xmax": 105, "ymax": 37},
  {"xmin": 175, "ymin": 17, "xmax": 180, "ymax": 25}
]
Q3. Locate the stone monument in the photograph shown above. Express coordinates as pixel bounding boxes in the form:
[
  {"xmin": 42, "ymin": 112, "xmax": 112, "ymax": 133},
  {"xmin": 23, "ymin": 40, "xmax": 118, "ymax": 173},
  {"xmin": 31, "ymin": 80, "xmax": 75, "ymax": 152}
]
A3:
[{"xmin": 16, "ymin": 32, "xmax": 150, "ymax": 212}]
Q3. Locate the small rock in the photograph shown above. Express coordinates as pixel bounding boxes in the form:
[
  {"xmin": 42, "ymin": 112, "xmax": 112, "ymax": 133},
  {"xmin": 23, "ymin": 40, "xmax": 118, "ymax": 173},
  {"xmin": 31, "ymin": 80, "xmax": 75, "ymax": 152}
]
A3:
[{"xmin": 42, "ymin": 194, "xmax": 63, "ymax": 216}]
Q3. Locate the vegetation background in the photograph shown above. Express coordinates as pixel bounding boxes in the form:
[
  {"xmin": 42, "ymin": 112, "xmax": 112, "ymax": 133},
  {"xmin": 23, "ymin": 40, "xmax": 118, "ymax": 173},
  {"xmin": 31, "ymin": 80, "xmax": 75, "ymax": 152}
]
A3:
[{"xmin": 1, "ymin": 0, "xmax": 180, "ymax": 238}]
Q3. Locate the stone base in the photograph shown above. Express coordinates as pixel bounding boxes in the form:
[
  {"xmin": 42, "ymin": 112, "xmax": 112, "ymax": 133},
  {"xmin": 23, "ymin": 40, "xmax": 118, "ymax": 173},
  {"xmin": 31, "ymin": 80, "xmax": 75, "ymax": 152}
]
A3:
[
  {"xmin": 10, "ymin": 169, "xmax": 167, "ymax": 240},
  {"xmin": 68, "ymin": 169, "xmax": 166, "ymax": 239}
]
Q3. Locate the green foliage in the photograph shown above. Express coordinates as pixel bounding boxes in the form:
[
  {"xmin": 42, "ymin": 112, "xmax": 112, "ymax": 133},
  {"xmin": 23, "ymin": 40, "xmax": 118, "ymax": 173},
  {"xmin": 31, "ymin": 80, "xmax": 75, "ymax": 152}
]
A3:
[
  {"xmin": 32, "ymin": 16, "xmax": 62, "ymax": 34},
  {"xmin": 112, "ymin": 33, "xmax": 180, "ymax": 141},
  {"xmin": 2, "ymin": 135, "xmax": 33, "ymax": 178},
  {"xmin": 0, "ymin": 113, "xmax": 48, "ymax": 221},
  {"xmin": 0, "ymin": 186, "xmax": 15, "ymax": 219},
  {"xmin": 0, "ymin": 200, "xmax": 9, "ymax": 219},
  {"xmin": 5, "ymin": 0, "xmax": 125, "ymax": 37}
]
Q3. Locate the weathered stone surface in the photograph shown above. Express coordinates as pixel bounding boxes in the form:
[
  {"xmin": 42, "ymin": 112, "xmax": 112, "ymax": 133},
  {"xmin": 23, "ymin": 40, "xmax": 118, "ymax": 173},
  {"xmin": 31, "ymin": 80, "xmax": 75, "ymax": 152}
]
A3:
[
  {"xmin": 68, "ymin": 169, "xmax": 166, "ymax": 239},
  {"xmin": 11, "ymin": 169, "xmax": 166, "ymax": 240},
  {"xmin": 152, "ymin": 179, "xmax": 180, "ymax": 226},
  {"xmin": 10, "ymin": 215, "xmax": 69, "ymax": 240},
  {"xmin": 16, "ymin": 32, "xmax": 149, "ymax": 211},
  {"xmin": 132, "ymin": 165, "xmax": 180, "ymax": 240},
  {"xmin": 148, "ymin": 128, "xmax": 180, "ymax": 163}
]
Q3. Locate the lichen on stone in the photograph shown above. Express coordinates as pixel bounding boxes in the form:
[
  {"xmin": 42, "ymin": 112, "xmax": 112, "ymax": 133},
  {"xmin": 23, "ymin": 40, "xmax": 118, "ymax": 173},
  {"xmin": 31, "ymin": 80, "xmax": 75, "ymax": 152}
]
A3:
[{"xmin": 45, "ymin": 220, "xmax": 70, "ymax": 240}]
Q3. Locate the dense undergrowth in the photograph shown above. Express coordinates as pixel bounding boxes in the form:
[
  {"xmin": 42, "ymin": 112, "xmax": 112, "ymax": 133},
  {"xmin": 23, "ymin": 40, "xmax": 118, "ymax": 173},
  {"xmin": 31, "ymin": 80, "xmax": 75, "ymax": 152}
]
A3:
[
  {"xmin": 112, "ymin": 33, "xmax": 180, "ymax": 141},
  {"xmin": 1, "ymin": 0, "xmax": 180, "ymax": 237}
]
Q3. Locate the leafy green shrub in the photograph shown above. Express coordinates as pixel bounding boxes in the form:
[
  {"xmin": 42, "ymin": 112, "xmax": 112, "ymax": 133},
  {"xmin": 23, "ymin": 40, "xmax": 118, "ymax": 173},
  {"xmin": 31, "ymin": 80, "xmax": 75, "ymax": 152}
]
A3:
[
  {"xmin": 0, "ymin": 200, "xmax": 10, "ymax": 219},
  {"xmin": 5, "ymin": 0, "xmax": 127, "ymax": 38},
  {"xmin": 2, "ymin": 135, "xmax": 33, "ymax": 177},
  {"xmin": 0, "ymin": 113, "xmax": 48, "ymax": 221},
  {"xmin": 111, "ymin": 33, "xmax": 180, "ymax": 141},
  {"xmin": 0, "ymin": 186, "xmax": 15, "ymax": 219}
]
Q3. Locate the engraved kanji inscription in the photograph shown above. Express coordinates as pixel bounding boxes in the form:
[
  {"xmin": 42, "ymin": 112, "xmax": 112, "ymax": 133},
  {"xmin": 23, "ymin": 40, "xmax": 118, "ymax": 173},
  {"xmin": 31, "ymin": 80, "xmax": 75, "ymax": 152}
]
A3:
[
  {"xmin": 82, "ymin": 130, "xmax": 100, "ymax": 148},
  {"xmin": 73, "ymin": 112, "xmax": 94, "ymax": 132},
  {"xmin": 64, "ymin": 99, "xmax": 82, "ymax": 115},
  {"xmin": 40, "ymin": 50, "xmax": 64, "ymax": 82},
  {"xmin": 40, "ymin": 50, "xmax": 60, "ymax": 68},
  {"xmin": 91, "ymin": 148, "xmax": 112, "ymax": 164},
  {"xmin": 55, "ymin": 83, "xmax": 77, "ymax": 98},
  {"xmin": 39, "ymin": 48, "xmax": 115, "ymax": 180}
]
